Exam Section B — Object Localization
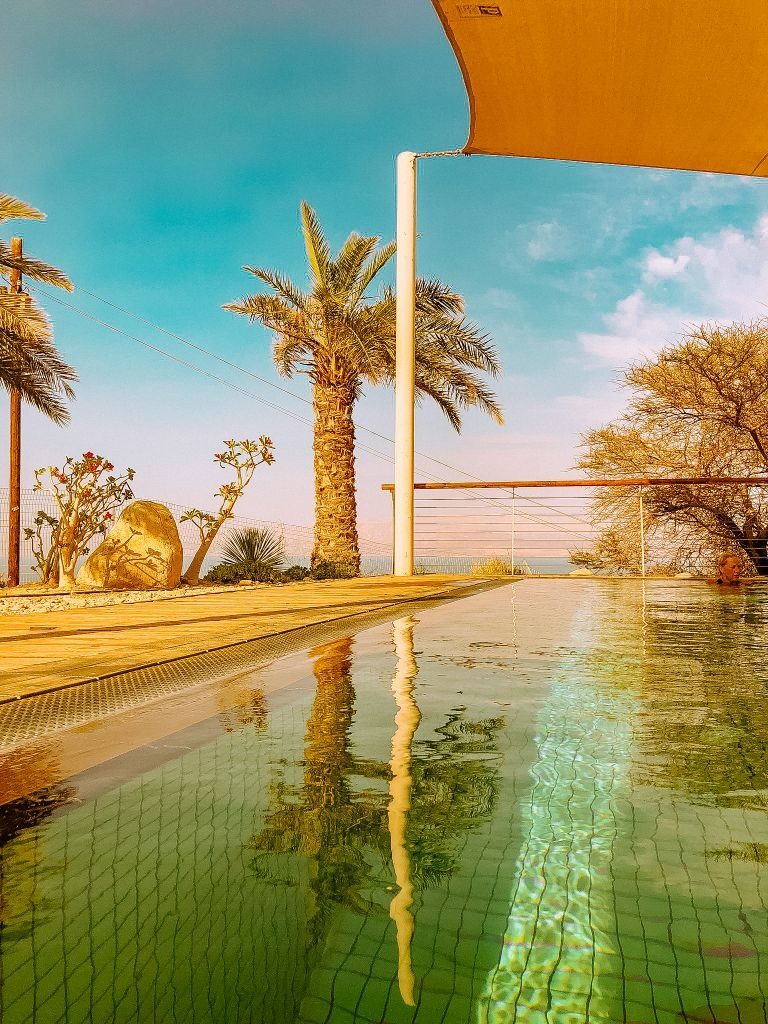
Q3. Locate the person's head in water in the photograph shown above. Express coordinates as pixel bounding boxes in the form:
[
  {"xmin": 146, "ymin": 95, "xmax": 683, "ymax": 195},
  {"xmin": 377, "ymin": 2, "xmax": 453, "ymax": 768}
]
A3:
[{"xmin": 716, "ymin": 551, "xmax": 743, "ymax": 584}]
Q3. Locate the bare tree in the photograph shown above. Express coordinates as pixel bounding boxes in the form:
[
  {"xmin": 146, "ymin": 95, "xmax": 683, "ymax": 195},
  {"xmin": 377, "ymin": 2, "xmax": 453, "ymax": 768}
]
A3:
[{"xmin": 577, "ymin": 320, "xmax": 768, "ymax": 574}]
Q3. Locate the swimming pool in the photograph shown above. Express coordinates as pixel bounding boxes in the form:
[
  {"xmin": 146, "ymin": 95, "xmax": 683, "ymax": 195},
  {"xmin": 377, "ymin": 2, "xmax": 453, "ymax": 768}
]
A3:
[{"xmin": 1, "ymin": 579, "xmax": 766, "ymax": 1023}]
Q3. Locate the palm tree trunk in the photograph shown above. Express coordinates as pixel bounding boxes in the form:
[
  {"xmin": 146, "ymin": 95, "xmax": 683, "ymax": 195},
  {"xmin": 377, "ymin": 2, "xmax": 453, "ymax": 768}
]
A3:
[{"xmin": 312, "ymin": 380, "xmax": 360, "ymax": 574}]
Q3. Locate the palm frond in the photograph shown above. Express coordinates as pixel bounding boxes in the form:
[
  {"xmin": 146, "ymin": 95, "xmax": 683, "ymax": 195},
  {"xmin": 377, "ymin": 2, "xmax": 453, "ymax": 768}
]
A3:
[
  {"xmin": 332, "ymin": 233, "xmax": 379, "ymax": 293},
  {"xmin": 0, "ymin": 292, "xmax": 53, "ymax": 344},
  {"xmin": 0, "ymin": 194, "xmax": 45, "ymax": 223},
  {"xmin": 225, "ymin": 293, "xmax": 303, "ymax": 331},
  {"xmin": 242, "ymin": 267, "xmax": 309, "ymax": 312},
  {"xmin": 417, "ymin": 314, "xmax": 501, "ymax": 375},
  {"xmin": 411, "ymin": 342, "xmax": 503, "ymax": 426},
  {"xmin": 0, "ymin": 331, "xmax": 77, "ymax": 396},
  {"xmin": 413, "ymin": 377, "xmax": 463, "ymax": 431},
  {"xmin": 300, "ymin": 201, "xmax": 332, "ymax": 289},
  {"xmin": 273, "ymin": 334, "xmax": 313, "ymax": 377},
  {"xmin": 346, "ymin": 240, "xmax": 397, "ymax": 308},
  {"xmin": 0, "ymin": 332, "xmax": 77, "ymax": 424},
  {"xmin": 0, "ymin": 363, "xmax": 71, "ymax": 422},
  {"xmin": 415, "ymin": 278, "xmax": 464, "ymax": 317},
  {"xmin": 331, "ymin": 314, "xmax": 389, "ymax": 383},
  {"xmin": 0, "ymin": 240, "xmax": 73, "ymax": 290}
]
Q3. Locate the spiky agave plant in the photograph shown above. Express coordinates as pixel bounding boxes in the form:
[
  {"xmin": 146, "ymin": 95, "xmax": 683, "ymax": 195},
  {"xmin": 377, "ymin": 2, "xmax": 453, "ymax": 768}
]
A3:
[{"xmin": 220, "ymin": 526, "xmax": 285, "ymax": 571}]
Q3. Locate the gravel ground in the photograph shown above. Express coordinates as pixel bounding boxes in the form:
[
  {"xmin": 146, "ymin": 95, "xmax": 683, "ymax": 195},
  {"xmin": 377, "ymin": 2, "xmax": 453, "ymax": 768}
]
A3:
[{"xmin": 0, "ymin": 582, "xmax": 269, "ymax": 617}]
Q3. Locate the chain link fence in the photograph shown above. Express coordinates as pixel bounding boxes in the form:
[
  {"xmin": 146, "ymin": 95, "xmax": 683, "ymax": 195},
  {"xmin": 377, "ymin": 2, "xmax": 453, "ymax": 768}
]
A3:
[{"xmin": 0, "ymin": 490, "xmax": 392, "ymax": 583}]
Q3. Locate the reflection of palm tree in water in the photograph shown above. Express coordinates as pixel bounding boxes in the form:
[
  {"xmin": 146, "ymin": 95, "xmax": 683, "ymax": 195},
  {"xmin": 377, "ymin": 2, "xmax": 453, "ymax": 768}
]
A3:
[
  {"xmin": 303, "ymin": 637, "xmax": 357, "ymax": 820},
  {"xmin": 388, "ymin": 616, "xmax": 421, "ymax": 1006},
  {"xmin": 248, "ymin": 631, "xmax": 504, "ymax": 975},
  {"xmin": 249, "ymin": 637, "xmax": 389, "ymax": 949}
]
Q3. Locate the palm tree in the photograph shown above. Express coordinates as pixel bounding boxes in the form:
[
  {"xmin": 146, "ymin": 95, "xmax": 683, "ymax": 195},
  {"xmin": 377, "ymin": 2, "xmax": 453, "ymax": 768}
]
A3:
[
  {"xmin": 0, "ymin": 193, "xmax": 77, "ymax": 423},
  {"xmin": 225, "ymin": 202, "xmax": 503, "ymax": 574}
]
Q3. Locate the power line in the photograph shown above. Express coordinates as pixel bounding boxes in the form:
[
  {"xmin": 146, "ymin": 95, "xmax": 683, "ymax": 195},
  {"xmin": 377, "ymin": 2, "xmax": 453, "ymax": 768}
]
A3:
[
  {"xmin": 34, "ymin": 283, "xmax": 588, "ymax": 530},
  {"xmin": 33, "ymin": 284, "xmax": 517, "ymax": 488},
  {"xmin": 33, "ymin": 287, "xmax": 403, "ymax": 469}
]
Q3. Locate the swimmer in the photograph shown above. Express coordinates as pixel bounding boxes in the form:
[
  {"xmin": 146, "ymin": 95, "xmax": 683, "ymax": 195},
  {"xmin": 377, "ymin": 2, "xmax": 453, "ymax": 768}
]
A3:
[{"xmin": 711, "ymin": 551, "xmax": 743, "ymax": 585}]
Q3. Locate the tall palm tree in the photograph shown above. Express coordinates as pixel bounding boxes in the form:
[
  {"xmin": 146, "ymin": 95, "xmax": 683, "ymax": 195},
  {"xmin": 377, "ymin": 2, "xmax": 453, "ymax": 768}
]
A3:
[
  {"xmin": 225, "ymin": 202, "xmax": 503, "ymax": 574},
  {"xmin": 0, "ymin": 193, "xmax": 77, "ymax": 423}
]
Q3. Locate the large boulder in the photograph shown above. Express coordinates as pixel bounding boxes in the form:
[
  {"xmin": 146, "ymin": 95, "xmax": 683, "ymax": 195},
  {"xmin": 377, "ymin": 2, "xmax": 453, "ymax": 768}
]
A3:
[{"xmin": 76, "ymin": 500, "xmax": 183, "ymax": 591}]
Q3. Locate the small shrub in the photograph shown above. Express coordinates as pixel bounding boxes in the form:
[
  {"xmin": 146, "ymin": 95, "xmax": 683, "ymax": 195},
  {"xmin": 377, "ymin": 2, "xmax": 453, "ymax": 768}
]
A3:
[
  {"xmin": 471, "ymin": 557, "xmax": 513, "ymax": 577},
  {"xmin": 205, "ymin": 560, "xmax": 279, "ymax": 584},
  {"xmin": 281, "ymin": 565, "xmax": 311, "ymax": 582},
  {"xmin": 310, "ymin": 560, "xmax": 356, "ymax": 581}
]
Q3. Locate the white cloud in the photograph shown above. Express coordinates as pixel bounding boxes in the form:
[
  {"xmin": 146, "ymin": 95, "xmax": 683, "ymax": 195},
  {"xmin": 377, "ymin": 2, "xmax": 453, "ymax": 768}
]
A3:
[
  {"xmin": 677, "ymin": 172, "xmax": 759, "ymax": 212},
  {"xmin": 643, "ymin": 249, "xmax": 690, "ymax": 280},
  {"xmin": 580, "ymin": 213, "xmax": 768, "ymax": 365},
  {"xmin": 579, "ymin": 291, "xmax": 687, "ymax": 363},
  {"xmin": 483, "ymin": 287, "xmax": 521, "ymax": 311},
  {"xmin": 526, "ymin": 221, "xmax": 571, "ymax": 262}
]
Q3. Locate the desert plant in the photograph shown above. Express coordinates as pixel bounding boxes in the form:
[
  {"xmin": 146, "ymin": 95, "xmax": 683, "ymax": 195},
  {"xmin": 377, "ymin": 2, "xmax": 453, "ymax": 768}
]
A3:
[
  {"xmin": 220, "ymin": 525, "xmax": 285, "ymax": 570},
  {"xmin": 310, "ymin": 559, "xmax": 356, "ymax": 581},
  {"xmin": 281, "ymin": 564, "xmax": 311, "ymax": 581},
  {"xmin": 471, "ymin": 556, "xmax": 513, "ymax": 576},
  {"xmin": 181, "ymin": 437, "xmax": 275, "ymax": 584},
  {"xmin": 204, "ymin": 560, "xmax": 279, "ymax": 585},
  {"xmin": 27, "ymin": 453, "xmax": 134, "ymax": 588},
  {"xmin": 204, "ymin": 560, "xmax": 311, "ymax": 585}
]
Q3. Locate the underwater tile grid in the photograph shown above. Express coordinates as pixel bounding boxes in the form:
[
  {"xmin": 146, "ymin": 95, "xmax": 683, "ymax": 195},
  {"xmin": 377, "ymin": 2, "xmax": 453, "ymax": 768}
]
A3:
[{"xmin": 0, "ymin": 579, "xmax": 767, "ymax": 1024}]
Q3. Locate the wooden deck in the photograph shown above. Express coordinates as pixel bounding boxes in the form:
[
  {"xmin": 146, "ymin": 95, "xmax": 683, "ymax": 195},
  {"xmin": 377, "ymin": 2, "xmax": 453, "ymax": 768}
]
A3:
[{"xmin": 0, "ymin": 576, "xmax": 483, "ymax": 701}]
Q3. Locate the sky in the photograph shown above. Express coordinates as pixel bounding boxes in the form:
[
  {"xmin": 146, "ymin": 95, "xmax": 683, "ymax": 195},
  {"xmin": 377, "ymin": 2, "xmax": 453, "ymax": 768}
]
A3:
[{"xmin": 3, "ymin": 0, "xmax": 768, "ymax": 546}]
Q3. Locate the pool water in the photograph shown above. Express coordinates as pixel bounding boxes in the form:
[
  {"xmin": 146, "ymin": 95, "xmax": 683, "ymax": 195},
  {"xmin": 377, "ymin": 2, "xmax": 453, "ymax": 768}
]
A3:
[{"xmin": 1, "ymin": 580, "xmax": 767, "ymax": 1023}]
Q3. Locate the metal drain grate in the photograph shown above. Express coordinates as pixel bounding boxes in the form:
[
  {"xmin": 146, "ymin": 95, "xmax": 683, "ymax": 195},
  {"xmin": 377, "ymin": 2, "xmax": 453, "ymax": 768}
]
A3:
[{"xmin": 0, "ymin": 582, "xmax": 502, "ymax": 751}]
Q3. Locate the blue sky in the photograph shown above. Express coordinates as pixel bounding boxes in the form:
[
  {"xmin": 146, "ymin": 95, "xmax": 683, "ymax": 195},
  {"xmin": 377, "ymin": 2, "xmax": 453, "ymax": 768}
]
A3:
[{"xmin": 3, "ymin": 0, "xmax": 768, "ymax": 542}]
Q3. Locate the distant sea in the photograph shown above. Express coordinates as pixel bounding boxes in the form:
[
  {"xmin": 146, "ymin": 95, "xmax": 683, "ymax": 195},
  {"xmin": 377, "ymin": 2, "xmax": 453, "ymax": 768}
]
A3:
[{"xmin": 9, "ymin": 554, "xmax": 574, "ymax": 585}]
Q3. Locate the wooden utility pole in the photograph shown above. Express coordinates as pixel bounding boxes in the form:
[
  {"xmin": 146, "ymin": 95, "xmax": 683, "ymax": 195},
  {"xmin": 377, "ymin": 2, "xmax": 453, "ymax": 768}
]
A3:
[{"xmin": 7, "ymin": 237, "xmax": 22, "ymax": 588}]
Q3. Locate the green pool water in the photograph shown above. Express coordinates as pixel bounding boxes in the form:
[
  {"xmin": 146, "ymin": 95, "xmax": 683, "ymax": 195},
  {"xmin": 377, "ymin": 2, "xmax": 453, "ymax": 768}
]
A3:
[{"xmin": 1, "ymin": 580, "xmax": 767, "ymax": 1024}]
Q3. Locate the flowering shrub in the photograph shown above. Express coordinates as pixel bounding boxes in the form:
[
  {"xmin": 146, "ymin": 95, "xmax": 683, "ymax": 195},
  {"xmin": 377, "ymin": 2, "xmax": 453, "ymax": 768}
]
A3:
[
  {"xmin": 180, "ymin": 437, "xmax": 275, "ymax": 584},
  {"xmin": 25, "ymin": 453, "xmax": 135, "ymax": 588}
]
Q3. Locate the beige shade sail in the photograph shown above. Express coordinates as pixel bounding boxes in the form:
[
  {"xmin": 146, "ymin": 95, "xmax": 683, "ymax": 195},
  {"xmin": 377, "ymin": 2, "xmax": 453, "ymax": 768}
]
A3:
[{"xmin": 431, "ymin": 1, "xmax": 768, "ymax": 176}]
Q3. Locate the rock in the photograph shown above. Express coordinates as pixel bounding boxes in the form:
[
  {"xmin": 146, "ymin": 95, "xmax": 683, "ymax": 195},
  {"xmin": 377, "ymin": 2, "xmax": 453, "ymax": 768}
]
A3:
[
  {"xmin": 76, "ymin": 501, "xmax": 183, "ymax": 591},
  {"xmin": 568, "ymin": 567, "xmax": 595, "ymax": 576}
]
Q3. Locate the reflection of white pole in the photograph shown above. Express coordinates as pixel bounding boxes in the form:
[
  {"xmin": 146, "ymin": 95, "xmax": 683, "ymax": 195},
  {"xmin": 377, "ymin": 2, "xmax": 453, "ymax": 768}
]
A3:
[
  {"xmin": 639, "ymin": 488, "xmax": 646, "ymax": 578},
  {"xmin": 394, "ymin": 151, "xmax": 417, "ymax": 576},
  {"xmin": 389, "ymin": 615, "xmax": 421, "ymax": 1005}
]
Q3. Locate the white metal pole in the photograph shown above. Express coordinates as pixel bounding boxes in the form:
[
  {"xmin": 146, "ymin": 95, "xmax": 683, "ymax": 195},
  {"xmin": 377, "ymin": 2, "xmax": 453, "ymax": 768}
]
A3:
[
  {"xmin": 510, "ymin": 488, "xmax": 516, "ymax": 575},
  {"xmin": 394, "ymin": 151, "xmax": 417, "ymax": 576},
  {"xmin": 639, "ymin": 488, "xmax": 646, "ymax": 578}
]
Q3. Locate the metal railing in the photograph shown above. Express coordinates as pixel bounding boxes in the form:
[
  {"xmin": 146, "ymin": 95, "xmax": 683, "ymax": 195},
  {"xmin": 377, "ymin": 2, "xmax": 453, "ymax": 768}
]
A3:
[{"xmin": 382, "ymin": 476, "xmax": 768, "ymax": 576}]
